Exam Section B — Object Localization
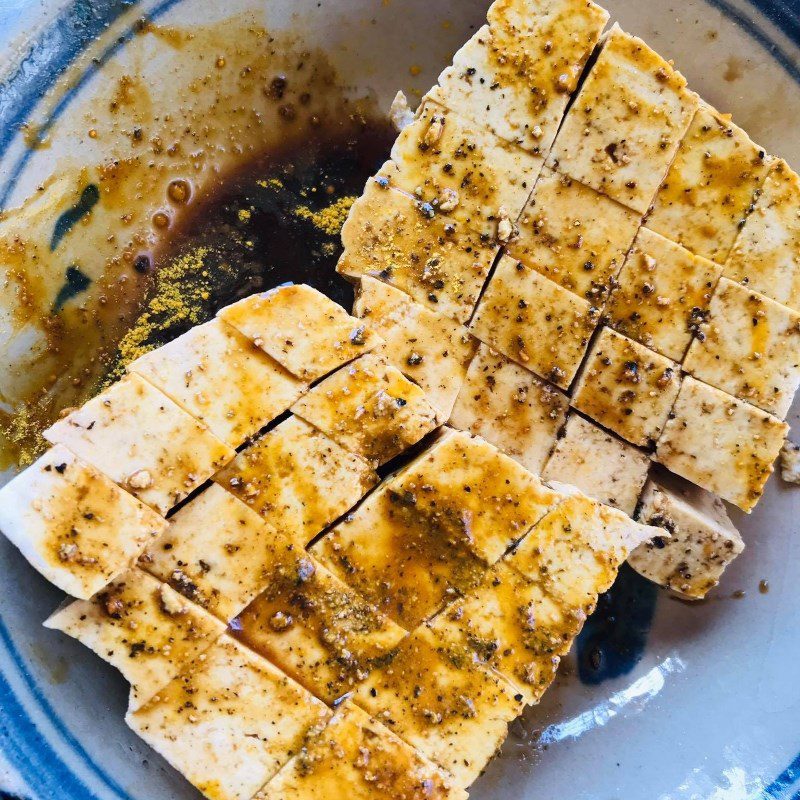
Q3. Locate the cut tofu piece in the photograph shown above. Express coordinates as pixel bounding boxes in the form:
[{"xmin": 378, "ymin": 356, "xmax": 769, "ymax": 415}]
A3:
[
  {"xmin": 218, "ymin": 284, "xmax": 382, "ymax": 382},
  {"xmin": 683, "ymin": 277, "xmax": 800, "ymax": 418},
  {"xmin": 470, "ymin": 254, "xmax": 600, "ymax": 389},
  {"xmin": 780, "ymin": 440, "xmax": 800, "ymax": 484},
  {"xmin": 647, "ymin": 103, "xmax": 771, "ymax": 263},
  {"xmin": 44, "ymin": 569, "xmax": 224, "ymax": 710},
  {"xmin": 127, "ymin": 637, "xmax": 331, "ymax": 800},
  {"xmin": 353, "ymin": 277, "xmax": 478, "ymax": 420},
  {"xmin": 0, "ymin": 445, "xmax": 166, "ymax": 599},
  {"xmin": 141, "ymin": 483, "xmax": 289, "ymax": 622},
  {"xmin": 427, "ymin": 0, "xmax": 609, "ymax": 153},
  {"xmin": 606, "ymin": 227, "xmax": 723, "ymax": 361},
  {"xmin": 628, "ymin": 472, "xmax": 744, "ymax": 599},
  {"xmin": 571, "ymin": 327, "xmax": 681, "ymax": 447},
  {"xmin": 43, "ymin": 373, "xmax": 234, "ymax": 515},
  {"xmin": 236, "ymin": 550, "xmax": 406, "ymax": 703},
  {"xmin": 725, "ymin": 159, "xmax": 800, "ymax": 312},
  {"xmin": 509, "ymin": 167, "xmax": 641, "ymax": 303},
  {"xmin": 542, "ymin": 413, "xmax": 650, "ymax": 516},
  {"xmin": 258, "ymin": 701, "xmax": 466, "ymax": 800},
  {"xmin": 377, "ymin": 101, "xmax": 542, "ymax": 241},
  {"xmin": 655, "ymin": 376, "xmax": 788, "ymax": 512},
  {"xmin": 128, "ymin": 319, "xmax": 305, "ymax": 447},
  {"xmin": 548, "ymin": 26, "xmax": 697, "ymax": 214},
  {"xmin": 291, "ymin": 354, "xmax": 439, "ymax": 466},
  {"xmin": 338, "ymin": 180, "xmax": 499, "ymax": 324},
  {"xmin": 353, "ymin": 625, "xmax": 523, "ymax": 789},
  {"xmin": 449, "ymin": 344, "xmax": 568, "ymax": 473},
  {"xmin": 214, "ymin": 416, "xmax": 377, "ymax": 545}
]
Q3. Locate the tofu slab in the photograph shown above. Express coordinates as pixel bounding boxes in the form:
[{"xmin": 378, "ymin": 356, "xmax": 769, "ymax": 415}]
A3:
[
  {"xmin": 542, "ymin": 413, "xmax": 650, "ymax": 516},
  {"xmin": 45, "ymin": 569, "xmax": 224, "ymax": 710},
  {"xmin": 354, "ymin": 625, "xmax": 523, "ymax": 789},
  {"xmin": 606, "ymin": 227, "xmax": 723, "ymax": 362},
  {"xmin": 214, "ymin": 415, "xmax": 377, "ymax": 545},
  {"xmin": 628, "ymin": 473, "xmax": 744, "ymax": 599},
  {"xmin": 127, "ymin": 637, "xmax": 331, "ymax": 800},
  {"xmin": 353, "ymin": 277, "xmax": 478, "ymax": 420},
  {"xmin": 571, "ymin": 326, "xmax": 681, "ymax": 447},
  {"xmin": 236, "ymin": 550, "xmax": 406, "ymax": 703},
  {"xmin": 449, "ymin": 344, "xmax": 568, "ymax": 473},
  {"xmin": 470, "ymin": 254, "xmax": 601, "ymax": 389},
  {"xmin": 647, "ymin": 103, "xmax": 771, "ymax": 263},
  {"xmin": 0, "ymin": 445, "xmax": 166, "ymax": 599},
  {"xmin": 338, "ymin": 179, "xmax": 499, "ymax": 324},
  {"xmin": 128, "ymin": 319, "xmax": 305, "ymax": 447},
  {"xmin": 44, "ymin": 373, "xmax": 234, "ymax": 515},
  {"xmin": 510, "ymin": 167, "xmax": 641, "ymax": 303},
  {"xmin": 292, "ymin": 354, "xmax": 439, "ymax": 466},
  {"xmin": 655, "ymin": 376, "xmax": 788, "ymax": 511},
  {"xmin": 548, "ymin": 26, "xmax": 697, "ymax": 213},
  {"xmin": 683, "ymin": 277, "xmax": 800, "ymax": 418},
  {"xmin": 218, "ymin": 284, "xmax": 382, "ymax": 382}
]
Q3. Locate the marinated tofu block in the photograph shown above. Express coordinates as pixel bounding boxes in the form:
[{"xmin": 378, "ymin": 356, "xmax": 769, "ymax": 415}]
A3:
[
  {"xmin": 780, "ymin": 440, "xmax": 800, "ymax": 484},
  {"xmin": 292, "ymin": 354, "xmax": 438, "ymax": 466},
  {"xmin": 725, "ymin": 159, "xmax": 800, "ymax": 312},
  {"xmin": 542, "ymin": 413, "xmax": 650, "ymax": 516},
  {"xmin": 548, "ymin": 26, "xmax": 697, "ymax": 213},
  {"xmin": 338, "ymin": 180, "xmax": 499, "ymax": 324},
  {"xmin": 44, "ymin": 373, "xmax": 234, "ymax": 515},
  {"xmin": 258, "ymin": 701, "xmax": 466, "ymax": 800},
  {"xmin": 236, "ymin": 550, "xmax": 406, "ymax": 703},
  {"xmin": 141, "ymin": 483, "xmax": 288, "ymax": 622},
  {"xmin": 45, "ymin": 569, "xmax": 224, "ymax": 710},
  {"xmin": 683, "ymin": 277, "xmax": 800, "ymax": 418},
  {"xmin": 510, "ymin": 167, "xmax": 641, "ymax": 302},
  {"xmin": 214, "ymin": 416, "xmax": 377, "ymax": 545},
  {"xmin": 353, "ymin": 277, "xmax": 478, "ymax": 420},
  {"xmin": 655, "ymin": 376, "xmax": 788, "ymax": 511},
  {"xmin": 628, "ymin": 472, "xmax": 744, "ymax": 599},
  {"xmin": 647, "ymin": 103, "xmax": 771, "ymax": 263},
  {"xmin": 0, "ymin": 445, "xmax": 166, "ymax": 599},
  {"xmin": 377, "ymin": 101, "xmax": 542, "ymax": 241},
  {"xmin": 571, "ymin": 327, "xmax": 681, "ymax": 447},
  {"xmin": 449, "ymin": 344, "xmax": 568, "ymax": 473},
  {"xmin": 354, "ymin": 625, "xmax": 523, "ymax": 789},
  {"xmin": 427, "ymin": 0, "xmax": 608, "ymax": 153},
  {"xmin": 606, "ymin": 227, "xmax": 722, "ymax": 361},
  {"xmin": 470, "ymin": 254, "xmax": 600, "ymax": 389},
  {"xmin": 127, "ymin": 637, "xmax": 331, "ymax": 800},
  {"xmin": 128, "ymin": 319, "xmax": 305, "ymax": 447},
  {"xmin": 218, "ymin": 284, "xmax": 382, "ymax": 382}
]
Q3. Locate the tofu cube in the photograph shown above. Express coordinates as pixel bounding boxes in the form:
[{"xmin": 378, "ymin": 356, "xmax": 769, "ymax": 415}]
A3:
[
  {"xmin": 214, "ymin": 416, "xmax": 378, "ymax": 545},
  {"xmin": 127, "ymin": 637, "xmax": 331, "ymax": 800},
  {"xmin": 606, "ymin": 227, "xmax": 722, "ymax": 361},
  {"xmin": 655, "ymin": 376, "xmax": 788, "ymax": 512},
  {"xmin": 683, "ymin": 277, "xmax": 800, "ymax": 418},
  {"xmin": 291, "ymin": 354, "xmax": 439, "ymax": 466},
  {"xmin": 542, "ymin": 413, "xmax": 650, "ymax": 516},
  {"xmin": 780, "ymin": 440, "xmax": 800, "ymax": 484},
  {"xmin": 128, "ymin": 319, "xmax": 305, "ymax": 447},
  {"xmin": 647, "ymin": 103, "xmax": 771, "ymax": 263},
  {"xmin": 571, "ymin": 326, "xmax": 681, "ymax": 447},
  {"xmin": 449, "ymin": 344, "xmax": 568, "ymax": 473},
  {"xmin": 353, "ymin": 277, "xmax": 478, "ymax": 420},
  {"xmin": 470, "ymin": 254, "xmax": 601, "ymax": 389},
  {"xmin": 548, "ymin": 26, "xmax": 697, "ymax": 213},
  {"xmin": 44, "ymin": 373, "xmax": 234, "ymax": 515},
  {"xmin": 218, "ymin": 284, "xmax": 382, "ymax": 382},
  {"xmin": 628, "ymin": 472, "xmax": 745, "ymax": 599},
  {"xmin": 44, "ymin": 569, "xmax": 225, "ymax": 710},
  {"xmin": 0, "ymin": 445, "xmax": 166, "ymax": 599}
]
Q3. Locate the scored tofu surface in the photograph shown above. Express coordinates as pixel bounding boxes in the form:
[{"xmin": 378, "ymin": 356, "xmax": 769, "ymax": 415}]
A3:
[
  {"xmin": 0, "ymin": 445, "xmax": 166, "ymax": 599},
  {"xmin": 43, "ymin": 373, "xmax": 234, "ymax": 515}
]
